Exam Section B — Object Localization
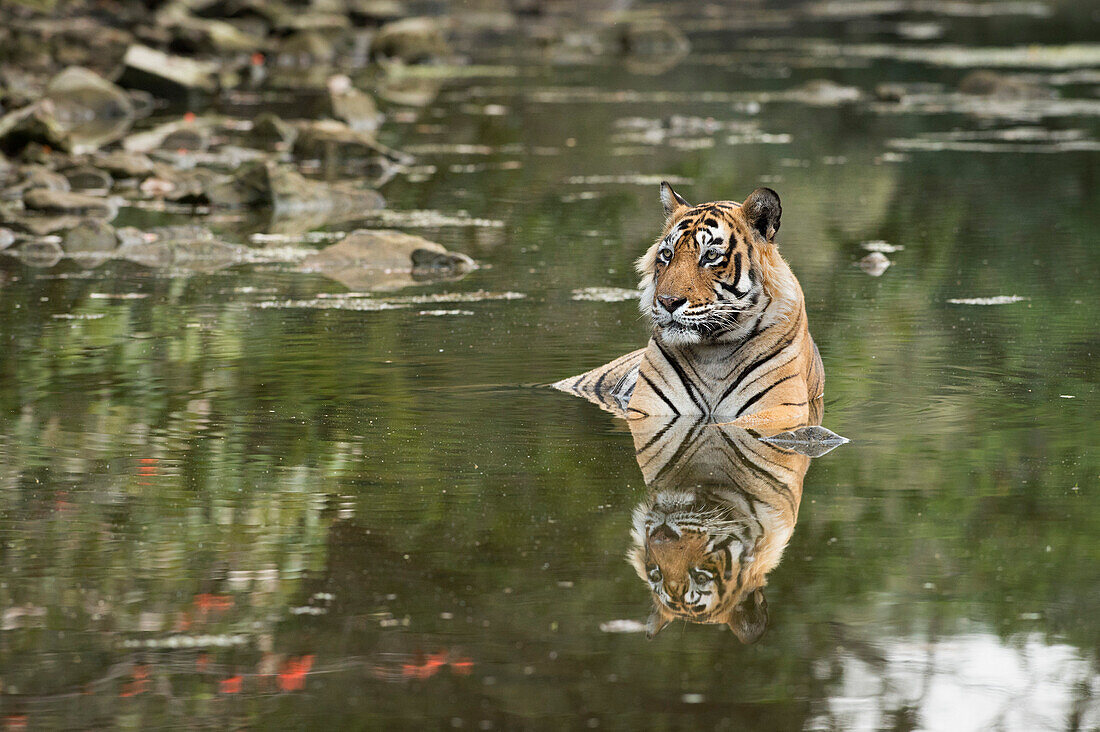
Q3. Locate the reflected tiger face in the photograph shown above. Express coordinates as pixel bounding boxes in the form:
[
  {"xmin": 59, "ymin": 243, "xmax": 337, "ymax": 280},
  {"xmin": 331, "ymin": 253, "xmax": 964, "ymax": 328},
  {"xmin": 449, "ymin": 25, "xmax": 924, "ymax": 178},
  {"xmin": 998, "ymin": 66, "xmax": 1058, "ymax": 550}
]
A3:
[
  {"xmin": 628, "ymin": 490, "xmax": 768, "ymax": 642},
  {"xmin": 637, "ymin": 184, "xmax": 786, "ymax": 347}
]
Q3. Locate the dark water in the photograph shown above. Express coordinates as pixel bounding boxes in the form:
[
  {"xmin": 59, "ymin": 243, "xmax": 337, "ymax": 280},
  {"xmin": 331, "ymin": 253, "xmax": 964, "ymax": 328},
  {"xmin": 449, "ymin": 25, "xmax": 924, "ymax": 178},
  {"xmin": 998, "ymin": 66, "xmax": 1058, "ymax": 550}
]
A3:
[{"xmin": 1, "ymin": 4, "xmax": 1098, "ymax": 730}]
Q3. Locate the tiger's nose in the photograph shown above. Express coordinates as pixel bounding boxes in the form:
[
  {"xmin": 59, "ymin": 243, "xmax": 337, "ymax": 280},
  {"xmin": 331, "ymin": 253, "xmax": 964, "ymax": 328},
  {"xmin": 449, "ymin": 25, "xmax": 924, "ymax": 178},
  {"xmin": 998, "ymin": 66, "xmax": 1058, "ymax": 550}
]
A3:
[
  {"xmin": 657, "ymin": 295, "xmax": 686, "ymax": 313},
  {"xmin": 650, "ymin": 524, "xmax": 678, "ymax": 543}
]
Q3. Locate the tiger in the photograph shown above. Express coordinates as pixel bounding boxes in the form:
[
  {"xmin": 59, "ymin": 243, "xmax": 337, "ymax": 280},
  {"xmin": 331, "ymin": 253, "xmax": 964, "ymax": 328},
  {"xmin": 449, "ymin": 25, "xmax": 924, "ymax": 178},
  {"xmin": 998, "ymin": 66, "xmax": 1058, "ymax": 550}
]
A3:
[
  {"xmin": 554, "ymin": 182, "xmax": 824, "ymax": 429},
  {"xmin": 626, "ymin": 415, "xmax": 812, "ymax": 642}
]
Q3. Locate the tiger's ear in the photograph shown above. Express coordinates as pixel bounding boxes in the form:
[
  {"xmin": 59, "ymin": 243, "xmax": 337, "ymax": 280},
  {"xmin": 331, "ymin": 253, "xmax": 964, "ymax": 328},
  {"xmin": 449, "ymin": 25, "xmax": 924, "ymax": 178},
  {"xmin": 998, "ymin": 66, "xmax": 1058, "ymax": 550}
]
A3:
[
  {"xmin": 646, "ymin": 604, "xmax": 674, "ymax": 639},
  {"xmin": 659, "ymin": 181, "xmax": 690, "ymax": 218},
  {"xmin": 742, "ymin": 187, "xmax": 782, "ymax": 243},
  {"xmin": 726, "ymin": 589, "xmax": 768, "ymax": 644}
]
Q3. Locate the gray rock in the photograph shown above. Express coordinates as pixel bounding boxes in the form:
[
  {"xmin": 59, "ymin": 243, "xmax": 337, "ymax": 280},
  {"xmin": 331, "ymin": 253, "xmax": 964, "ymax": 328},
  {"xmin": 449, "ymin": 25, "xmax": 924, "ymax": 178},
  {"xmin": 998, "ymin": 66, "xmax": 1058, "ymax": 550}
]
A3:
[
  {"xmin": 94, "ymin": 150, "xmax": 155, "ymax": 178},
  {"xmin": 0, "ymin": 228, "xmax": 14, "ymax": 250},
  {"xmin": 62, "ymin": 165, "xmax": 114, "ymax": 192},
  {"xmin": 759, "ymin": 426, "xmax": 849, "ymax": 457},
  {"xmin": 23, "ymin": 188, "xmax": 118, "ymax": 219},
  {"xmin": 42, "ymin": 67, "xmax": 135, "ymax": 153},
  {"xmin": 62, "ymin": 219, "xmax": 118, "ymax": 254},
  {"xmin": 8, "ymin": 166, "xmax": 71, "ymax": 196},
  {"xmin": 303, "ymin": 229, "xmax": 475, "ymax": 291},
  {"xmin": 117, "ymin": 44, "xmax": 219, "ymax": 98},
  {"xmin": 207, "ymin": 161, "xmax": 385, "ymax": 215}
]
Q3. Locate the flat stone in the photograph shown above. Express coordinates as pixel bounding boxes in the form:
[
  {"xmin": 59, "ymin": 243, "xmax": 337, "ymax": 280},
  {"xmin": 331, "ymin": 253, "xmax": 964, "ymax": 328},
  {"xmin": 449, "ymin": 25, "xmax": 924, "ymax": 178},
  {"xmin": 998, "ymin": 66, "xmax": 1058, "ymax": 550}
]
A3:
[
  {"xmin": 16, "ymin": 239, "xmax": 64, "ymax": 268},
  {"xmin": 62, "ymin": 219, "xmax": 118, "ymax": 254},
  {"xmin": 62, "ymin": 165, "xmax": 114, "ymax": 192},
  {"xmin": 303, "ymin": 229, "xmax": 475, "ymax": 291},
  {"xmin": 23, "ymin": 188, "xmax": 118, "ymax": 219},
  {"xmin": 42, "ymin": 67, "xmax": 135, "ymax": 153},
  {"xmin": 371, "ymin": 17, "xmax": 450, "ymax": 63},
  {"xmin": 117, "ymin": 44, "xmax": 219, "ymax": 98},
  {"xmin": 94, "ymin": 150, "xmax": 155, "ymax": 178}
]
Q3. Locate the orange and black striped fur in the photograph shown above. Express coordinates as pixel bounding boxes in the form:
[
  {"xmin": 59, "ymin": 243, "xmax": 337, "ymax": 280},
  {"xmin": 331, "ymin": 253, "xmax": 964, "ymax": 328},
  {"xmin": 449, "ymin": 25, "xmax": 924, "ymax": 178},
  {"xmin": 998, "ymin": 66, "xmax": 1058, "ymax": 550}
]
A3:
[
  {"xmin": 627, "ymin": 417, "xmax": 810, "ymax": 642},
  {"xmin": 554, "ymin": 183, "xmax": 823, "ymax": 429}
]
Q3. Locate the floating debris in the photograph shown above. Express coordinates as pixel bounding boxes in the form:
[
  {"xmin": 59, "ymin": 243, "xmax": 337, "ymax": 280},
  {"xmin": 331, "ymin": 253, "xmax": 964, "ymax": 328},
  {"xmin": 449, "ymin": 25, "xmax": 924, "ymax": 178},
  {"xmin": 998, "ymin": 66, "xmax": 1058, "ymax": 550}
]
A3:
[
  {"xmin": 858, "ymin": 251, "xmax": 891, "ymax": 276},
  {"xmin": 758, "ymin": 425, "xmax": 849, "ymax": 457},
  {"xmin": 599, "ymin": 619, "xmax": 647, "ymax": 633},
  {"xmin": 571, "ymin": 287, "xmax": 640, "ymax": 302},
  {"xmin": 947, "ymin": 295, "xmax": 1029, "ymax": 305},
  {"xmin": 861, "ymin": 240, "xmax": 904, "ymax": 253}
]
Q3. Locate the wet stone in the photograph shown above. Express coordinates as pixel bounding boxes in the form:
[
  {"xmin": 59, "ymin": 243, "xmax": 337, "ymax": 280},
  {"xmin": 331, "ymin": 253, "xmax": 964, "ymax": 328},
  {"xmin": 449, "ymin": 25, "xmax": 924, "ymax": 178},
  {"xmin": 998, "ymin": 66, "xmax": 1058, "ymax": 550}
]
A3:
[
  {"xmin": 303, "ymin": 229, "xmax": 475, "ymax": 291},
  {"xmin": 62, "ymin": 165, "xmax": 113, "ymax": 192},
  {"xmin": 117, "ymin": 44, "xmax": 219, "ymax": 98},
  {"xmin": 250, "ymin": 113, "xmax": 298, "ymax": 151},
  {"xmin": 327, "ymin": 76, "xmax": 384, "ymax": 134},
  {"xmin": 62, "ymin": 219, "xmax": 117, "ymax": 254},
  {"xmin": 42, "ymin": 67, "xmax": 135, "ymax": 153},
  {"xmin": 10, "ymin": 166, "xmax": 71, "ymax": 195},
  {"xmin": 0, "ymin": 228, "xmax": 14, "ymax": 250},
  {"xmin": 23, "ymin": 188, "xmax": 118, "ymax": 219},
  {"xmin": 94, "ymin": 150, "xmax": 155, "ymax": 178}
]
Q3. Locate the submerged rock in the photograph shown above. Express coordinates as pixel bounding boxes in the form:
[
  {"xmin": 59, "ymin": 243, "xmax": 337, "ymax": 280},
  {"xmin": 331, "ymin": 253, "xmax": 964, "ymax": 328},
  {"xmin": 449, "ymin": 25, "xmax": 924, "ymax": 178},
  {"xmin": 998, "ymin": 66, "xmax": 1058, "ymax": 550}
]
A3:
[
  {"xmin": 303, "ymin": 229, "xmax": 475, "ymax": 291},
  {"xmin": 22, "ymin": 188, "xmax": 117, "ymax": 219},
  {"xmin": 759, "ymin": 426, "xmax": 849, "ymax": 457},
  {"xmin": 42, "ymin": 67, "xmax": 135, "ymax": 153},
  {"xmin": 958, "ymin": 70, "xmax": 1056, "ymax": 100},
  {"xmin": 62, "ymin": 219, "xmax": 118, "ymax": 256},
  {"xmin": 117, "ymin": 44, "xmax": 219, "ymax": 98}
]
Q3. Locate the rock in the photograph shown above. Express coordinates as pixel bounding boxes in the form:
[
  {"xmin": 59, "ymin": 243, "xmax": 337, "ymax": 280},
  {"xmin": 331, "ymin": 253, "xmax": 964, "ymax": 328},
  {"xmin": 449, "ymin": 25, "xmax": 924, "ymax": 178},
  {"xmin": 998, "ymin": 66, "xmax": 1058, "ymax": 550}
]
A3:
[
  {"xmin": 9, "ymin": 166, "xmax": 71, "ymax": 195},
  {"xmin": 42, "ymin": 67, "xmax": 135, "ymax": 153},
  {"xmin": 62, "ymin": 219, "xmax": 118, "ymax": 257},
  {"xmin": 155, "ymin": 6, "xmax": 265, "ymax": 54},
  {"xmin": 370, "ymin": 17, "xmax": 450, "ymax": 64},
  {"xmin": 326, "ymin": 76, "xmax": 384, "ymax": 133},
  {"xmin": 293, "ymin": 119, "xmax": 410, "ymax": 163},
  {"xmin": 858, "ymin": 251, "xmax": 891, "ymax": 277},
  {"xmin": 0, "ymin": 228, "xmax": 14, "ymax": 250},
  {"xmin": 250, "ymin": 113, "xmax": 298, "ymax": 151},
  {"xmin": 62, "ymin": 165, "xmax": 113, "ymax": 192},
  {"xmin": 207, "ymin": 160, "xmax": 385, "ymax": 215},
  {"xmin": 94, "ymin": 150, "xmax": 155, "ymax": 178},
  {"xmin": 276, "ymin": 31, "xmax": 338, "ymax": 66},
  {"xmin": 0, "ymin": 102, "xmax": 71, "ymax": 156},
  {"xmin": 123, "ymin": 117, "xmax": 218, "ymax": 153},
  {"xmin": 303, "ymin": 229, "xmax": 475, "ymax": 291},
  {"xmin": 958, "ymin": 70, "xmax": 1056, "ymax": 100},
  {"xmin": 758, "ymin": 426, "xmax": 849, "ymax": 457},
  {"xmin": 15, "ymin": 239, "xmax": 64, "ymax": 268},
  {"xmin": 23, "ymin": 188, "xmax": 118, "ymax": 219},
  {"xmin": 116, "ymin": 227, "xmax": 245, "ymax": 272},
  {"xmin": 117, "ymin": 44, "xmax": 219, "ymax": 99}
]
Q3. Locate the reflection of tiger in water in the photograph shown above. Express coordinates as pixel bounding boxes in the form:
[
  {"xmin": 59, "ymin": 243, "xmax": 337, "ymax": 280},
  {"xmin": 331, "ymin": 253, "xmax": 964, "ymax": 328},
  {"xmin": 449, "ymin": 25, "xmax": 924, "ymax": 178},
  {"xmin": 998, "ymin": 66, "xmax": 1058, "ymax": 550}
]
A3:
[
  {"xmin": 555, "ymin": 183, "xmax": 823, "ymax": 429},
  {"xmin": 626, "ymin": 417, "xmax": 810, "ymax": 642}
]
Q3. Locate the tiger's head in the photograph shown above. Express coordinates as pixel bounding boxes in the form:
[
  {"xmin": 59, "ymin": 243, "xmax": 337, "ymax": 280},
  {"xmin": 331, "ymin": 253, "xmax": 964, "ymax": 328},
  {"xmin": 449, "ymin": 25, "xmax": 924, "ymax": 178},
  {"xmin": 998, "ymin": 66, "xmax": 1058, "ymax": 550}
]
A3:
[
  {"xmin": 637, "ymin": 182, "xmax": 796, "ymax": 347},
  {"xmin": 628, "ymin": 490, "xmax": 770, "ymax": 644}
]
